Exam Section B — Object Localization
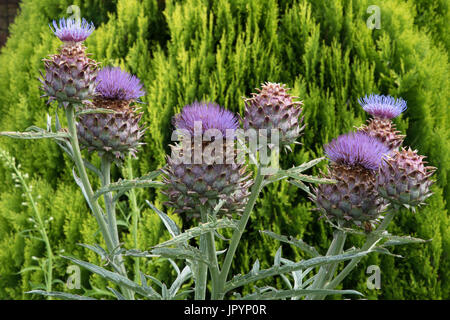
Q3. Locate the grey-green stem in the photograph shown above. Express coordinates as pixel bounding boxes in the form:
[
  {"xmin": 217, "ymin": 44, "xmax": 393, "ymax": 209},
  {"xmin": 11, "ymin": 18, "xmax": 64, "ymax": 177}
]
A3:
[
  {"xmin": 195, "ymin": 231, "xmax": 208, "ymax": 300},
  {"xmin": 323, "ymin": 210, "xmax": 397, "ymax": 297},
  {"xmin": 305, "ymin": 226, "xmax": 347, "ymax": 300},
  {"xmin": 65, "ymin": 105, "xmax": 133, "ymax": 299},
  {"xmin": 125, "ymin": 155, "xmax": 142, "ymax": 283},
  {"xmin": 200, "ymin": 206, "xmax": 221, "ymax": 300},
  {"xmin": 101, "ymin": 156, "xmax": 119, "ymax": 245},
  {"xmin": 65, "ymin": 106, "xmax": 114, "ymax": 248},
  {"xmin": 216, "ymin": 167, "xmax": 265, "ymax": 300}
]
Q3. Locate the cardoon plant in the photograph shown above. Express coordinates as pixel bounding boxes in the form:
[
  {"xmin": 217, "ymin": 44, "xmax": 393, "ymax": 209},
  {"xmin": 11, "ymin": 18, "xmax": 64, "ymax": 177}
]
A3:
[{"xmin": 0, "ymin": 13, "xmax": 438, "ymax": 302}]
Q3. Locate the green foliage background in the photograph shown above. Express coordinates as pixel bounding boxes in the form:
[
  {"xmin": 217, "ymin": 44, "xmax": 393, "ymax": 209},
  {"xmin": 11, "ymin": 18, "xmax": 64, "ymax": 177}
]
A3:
[{"xmin": 0, "ymin": 0, "xmax": 448, "ymax": 299}]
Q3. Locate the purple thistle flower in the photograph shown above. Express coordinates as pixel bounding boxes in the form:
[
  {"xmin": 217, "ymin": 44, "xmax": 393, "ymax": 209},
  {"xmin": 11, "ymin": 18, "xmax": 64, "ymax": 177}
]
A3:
[
  {"xmin": 50, "ymin": 18, "xmax": 95, "ymax": 43},
  {"xmin": 173, "ymin": 101, "xmax": 240, "ymax": 137},
  {"xmin": 358, "ymin": 94, "xmax": 407, "ymax": 119},
  {"xmin": 324, "ymin": 132, "xmax": 389, "ymax": 170},
  {"xmin": 95, "ymin": 67, "xmax": 145, "ymax": 101}
]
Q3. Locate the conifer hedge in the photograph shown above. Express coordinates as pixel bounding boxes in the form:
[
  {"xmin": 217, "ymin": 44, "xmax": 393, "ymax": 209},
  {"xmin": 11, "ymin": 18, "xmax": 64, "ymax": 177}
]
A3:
[{"xmin": 0, "ymin": 0, "xmax": 448, "ymax": 299}]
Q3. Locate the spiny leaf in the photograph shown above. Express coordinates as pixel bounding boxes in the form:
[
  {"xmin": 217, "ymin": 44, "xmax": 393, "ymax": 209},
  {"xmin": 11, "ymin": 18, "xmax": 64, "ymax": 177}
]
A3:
[
  {"xmin": 107, "ymin": 287, "xmax": 126, "ymax": 300},
  {"xmin": 146, "ymin": 200, "xmax": 181, "ymax": 238},
  {"xmin": 62, "ymin": 255, "xmax": 161, "ymax": 299},
  {"xmin": 0, "ymin": 130, "xmax": 70, "ymax": 141},
  {"xmin": 260, "ymin": 230, "xmax": 320, "ymax": 257},
  {"xmin": 287, "ymin": 172, "xmax": 336, "ymax": 184},
  {"xmin": 265, "ymin": 157, "xmax": 327, "ymax": 184},
  {"xmin": 76, "ymin": 108, "xmax": 116, "ymax": 116},
  {"xmin": 288, "ymin": 180, "xmax": 315, "ymax": 198},
  {"xmin": 239, "ymin": 288, "xmax": 363, "ymax": 300},
  {"xmin": 373, "ymin": 247, "xmax": 403, "ymax": 258},
  {"xmin": 169, "ymin": 266, "xmax": 192, "ymax": 298},
  {"xmin": 93, "ymin": 172, "xmax": 164, "ymax": 200},
  {"xmin": 225, "ymin": 248, "xmax": 375, "ymax": 292},
  {"xmin": 26, "ymin": 290, "xmax": 96, "ymax": 300},
  {"xmin": 153, "ymin": 218, "xmax": 238, "ymax": 249},
  {"xmin": 381, "ymin": 234, "xmax": 431, "ymax": 247},
  {"xmin": 288, "ymin": 157, "xmax": 326, "ymax": 174},
  {"xmin": 151, "ymin": 247, "xmax": 210, "ymax": 265}
]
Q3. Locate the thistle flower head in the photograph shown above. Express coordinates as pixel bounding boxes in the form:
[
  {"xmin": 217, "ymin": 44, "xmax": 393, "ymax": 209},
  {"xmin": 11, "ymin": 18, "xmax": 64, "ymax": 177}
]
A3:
[
  {"xmin": 50, "ymin": 18, "xmax": 95, "ymax": 43},
  {"xmin": 243, "ymin": 82, "xmax": 303, "ymax": 147},
  {"xmin": 324, "ymin": 132, "xmax": 389, "ymax": 171},
  {"xmin": 95, "ymin": 67, "xmax": 145, "ymax": 101},
  {"xmin": 377, "ymin": 147, "xmax": 436, "ymax": 208},
  {"xmin": 173, "ymin": 101, "xmax": 239, "ymax": 137},
  {"xmin": 358, "ymin": 94, "xmax": 407, "ymax": 119},
  {"xmin": 315, "ymin": 132, "xmax": 389, "ymax": 227},
  {"xmin": 77, "ymin": 109, "xmax": 145, "ymax": 163}
]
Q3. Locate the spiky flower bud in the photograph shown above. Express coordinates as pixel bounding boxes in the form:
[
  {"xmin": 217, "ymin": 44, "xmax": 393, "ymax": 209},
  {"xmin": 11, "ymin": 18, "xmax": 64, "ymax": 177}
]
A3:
[
  {"xmin": 76, "ymin": 67, "xmax": 146, "ymax": 162},
  {"xmin": 40, "ymin": 18, "xmax": 99, "ymax": 106},
  {"xmin": 377, "ymin": 147, "xmax": 436, "ymax": 209},
  {"xmin": 357, "ymin": 94, "xmax": 407, "ymax": 150},
  {"xmin": 314, "ymin": 132, "xmax": 389, "ymax": 227},
  {"xmin": 163, "ymin": 102, "xmax": 252, "ymax": 216},
  {"xmin": 243, "ymin": 82, "xmax": 304, "ymax": 148}
]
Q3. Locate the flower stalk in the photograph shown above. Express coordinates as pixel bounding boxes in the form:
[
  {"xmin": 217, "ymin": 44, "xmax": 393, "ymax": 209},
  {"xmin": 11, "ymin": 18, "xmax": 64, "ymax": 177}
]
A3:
[
  {"xmin": 305, "ymin": 226, "xmax": 346, "ymax": 300},
  {"xmin": 65, "ymin": 104, "xmax": 134, "ymax": 299},
  {"xmin": 124, "ymin": 155, "xmax": 142, "ymax": 283},
  {"xmin": 324, "ymin": 210, "xmax": 397, "ymax": 295},
  {"xmin": 195, "ymin": 232, "xmax": 208, "ymax": 300},
  {"xmin": 215, "ymin": 167, "xmax": 265, "ymax": 300},
  {"xmin": 200, "ymin": 205, "xmax": 220, "ymax": 299}
]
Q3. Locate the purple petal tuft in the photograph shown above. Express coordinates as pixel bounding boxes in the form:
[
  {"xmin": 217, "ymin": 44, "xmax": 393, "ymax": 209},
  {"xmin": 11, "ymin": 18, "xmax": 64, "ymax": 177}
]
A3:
[
  {"xmin": 50, "ymin": 17, "xmax": 95, "ymax": 42},
  {"xmin": 173, "ymin": 102, "xmax": 239, "ymax": 137},
  {"xmin": 358, "ymin": 94, "xmax": 407, "ymax": 119},
  {"xmin": 96, "ymin": 67, "xmax": 145, "ymax": 101},
  {"xmin": 324, "ymin": 132, "xmax": 389, "ymax": 170}
]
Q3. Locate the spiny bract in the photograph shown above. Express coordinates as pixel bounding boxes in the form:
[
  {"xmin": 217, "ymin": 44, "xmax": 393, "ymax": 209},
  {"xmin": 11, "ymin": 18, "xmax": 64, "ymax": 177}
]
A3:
[
  {"xmin": 76, "ymin": 67, "xmax": 146, "ymax": 162},
  {"xmin": 357, "ymin": 94, "xmax": 407, "ymax": 150},
  {"xmin": 77, "ymin": 109, "xmax": 145, "ymax": 161},
  {"xmin": 314, "ymin": 132, "xmax": 389, "ymax": 227},
  {"xmin": 163, "ymin": 102, "xmax": 252, "ymax": 216},
  {"xmin": 243, "ymin": 82, "xmax": 304, "ymax": 148},
  {"xmin": 40, "ymin": 18, "xmax": 99, "ymax": 106},
  {"xmin": 377, "ymin": 147, "xmax": 436, "ymax": 210}
]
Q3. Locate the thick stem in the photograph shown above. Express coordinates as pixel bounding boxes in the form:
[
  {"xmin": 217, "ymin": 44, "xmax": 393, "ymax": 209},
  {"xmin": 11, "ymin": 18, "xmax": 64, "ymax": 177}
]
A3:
[
  {"xmin": 125, "ymin": 156, "xmax": 141, "ymax": 283},
  {"xmin": 324, "ymin": 211, "xmax": 397, "ymax": 294},
  {"xmin": 65, "ymin": 106, "xmax": 114, "ymax": 249},
  {"xmin": 195, "ymin": 233, "xmax": 208, "ymax": 300},
  {"xmin": 200, "ymin": 206, "xmax": 221, "ymax": 300},
  {"xmin": 216, "ymin": 167, "xmax": 265, "ymax": 299},
  {"xmin": 101, "ymin": 156, "xmax": 119, "ymax": 245},
  {"xmin": 325, "ymin": 231, "xmax": 347, "ymax": 283},
  {"xmin": 100, "ymin": 155, "xmax": 135, "ymax": 300},
  {"xmin": 305, "ymin": 227, "xmax": 346, "ymax": 300},
  {"xmin": 65, "ymin": 106, "xmax": 133, "ymax": 299}
]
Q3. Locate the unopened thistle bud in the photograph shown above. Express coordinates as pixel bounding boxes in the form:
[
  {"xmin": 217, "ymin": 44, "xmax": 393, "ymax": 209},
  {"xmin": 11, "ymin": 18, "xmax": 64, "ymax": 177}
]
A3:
[
  {"xmin": 377, "ymin": 147, "xmax": 436, "ymax": 210},
  {"xmin": 314, "ymin": 132, "xmax": 389, "ymax": 227},
  {"xmin": 76, "ymin": 67, "xmax": 146, "ymax": 162},
  {"xmin": 163, "ymin": 102, "xmax": 252, "ymax": 217},
  {"xmin": 40, "ymin": 18, "xmax": 99, "ymax": 106},
  {"xmin": 357, "ymin": 94, "xmax": 407, "ymax": 150},
  {"xmin": 243, "ymin": 82, "xmax": 304, "ymax": 149}
]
